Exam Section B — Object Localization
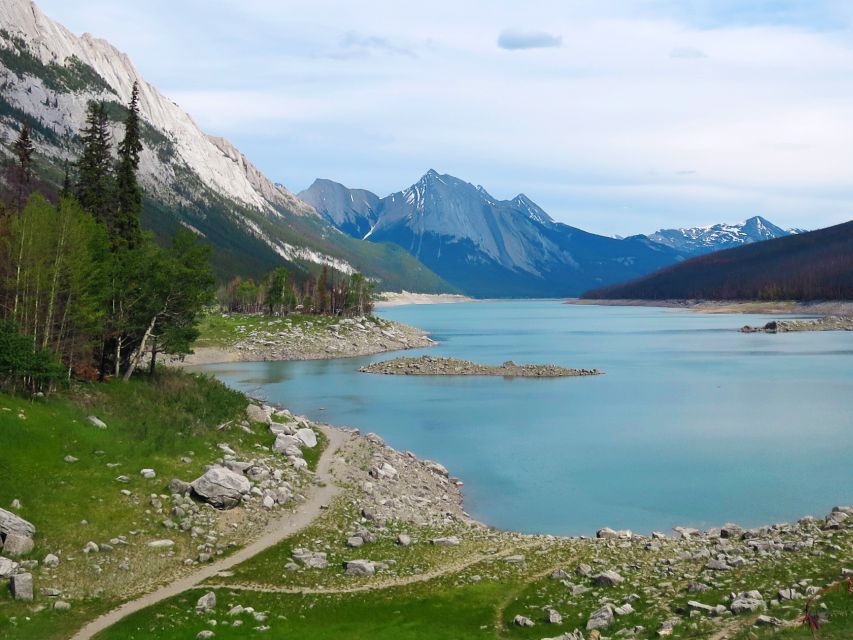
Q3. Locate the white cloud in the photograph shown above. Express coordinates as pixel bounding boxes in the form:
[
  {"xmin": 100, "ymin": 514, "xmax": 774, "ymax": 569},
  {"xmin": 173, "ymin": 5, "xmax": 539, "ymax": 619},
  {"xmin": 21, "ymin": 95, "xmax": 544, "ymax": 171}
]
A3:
[{"xmin": 497, "ymin": 29, "xmax": 562, "ymax": 50}]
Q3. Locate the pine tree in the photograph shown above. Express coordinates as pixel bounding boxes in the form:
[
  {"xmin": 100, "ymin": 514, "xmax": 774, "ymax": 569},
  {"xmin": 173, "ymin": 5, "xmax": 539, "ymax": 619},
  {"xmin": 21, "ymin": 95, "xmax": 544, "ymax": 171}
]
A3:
[
  {"xmin": 316, "ymin": 265, "xmax": 328, "ymax": 314},
  {"xmin": 76, "ymin": 101, "xmax": 114, "ymax": 229},
  {"xmin": 60, "ymin": 161, "xmax": 72, "ymax": 199},
  {"xmin": 12, "ymin": 124, "xmax": 34, "ymax": 208},
  {"xmin": 115, "ymin": 82, "xmax": 143, "ymax": 247}
]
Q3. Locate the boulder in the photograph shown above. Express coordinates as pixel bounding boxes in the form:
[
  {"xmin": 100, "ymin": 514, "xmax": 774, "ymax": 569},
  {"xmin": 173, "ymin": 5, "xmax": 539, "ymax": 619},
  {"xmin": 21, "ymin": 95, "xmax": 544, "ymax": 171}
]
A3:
[
  {"xmin": 731, "ymin": 591, "xmax": 766, "ymax": 614},
  {"xmin": 430, "ymin": 536, "xmax": 460, "ymax": 546},
  {"xmin": 140, "ymin": 468, "xmax": 156, "ymax": 479},
  {"xmin": 396, "ymin": 534, "xmax": 412, "ymax": 547},
  {"xmin": 0, "ymin": 556, "xmax": 19, "ymax": 578},
  {"xmin": 272, "ymin": 435, "xmax": 301, "ymax": 454},
  {"xmin": 54, "ymin": 600, "xmax": 71, "ymax": 611},
  {"xmin": 575, "ymin": 563, "xmax": 593, "ymax": 577},
  {"xmin": 196, "ymin": 591, "xmax": 216, "ymax": 613},
  {"xmin": 592, "ymin": 570, "xmax": 624, "ymax": 587},
  {"xmin": 546, "ymin": 609, "xmax": 563, "ymax": 624},
  {"xmin": 291, "ymin": 548, "xmax": 328, "ymax": 569},
  {"xmin": 720, "ymin": 523, "xmax": 744, "ymax": 539},
  {"xmin": 86, "ymin": 415, "xmax": 107, "ymax": 429},
  {"xmin": 196, "ymin": 632, "xmax": 215, "ymax": 640},
  {"xmin": 513, "ymin": 615, "xmax": 535, "ymax": 627},
  {"xmin": 10, "ymin": 572, "xmax": 33, "ymax": 601},
  {"xmin": 347, "ymin": 536, "xmax": 364, "ymax": 548},
  {"xmin": 169, "ymin": 479, "xmax": 192, "ymax": 495},
  {"xmin": 0, "ymin": 508, "xmax": 35, "ymax": 538},
  {"xmin": 295, "ymin": 428, "xmax": 318, "ymax": 448},
  {"xmin": 586, "ymin": 604, "xmax": 614, "ymax": 630},
  {"xmin": 191, "ymin": 467, "xmax": 251, "ymax": 509},
  {"xmin": 597, "ymin": 527, "xmax": 632, "ymax": 539},
  {"xmin": 147, "ymin": 539, "xmax": 175, "ymax": 548},
  {"xmin": 2, "ymin": 533, "xmax": 34, "ymax": 556},
  {"xmin": 246, "ymin": 404, "xmax": 269, "ymax": 424},
  {"xmin": 343, "ymin": 559, "xmax": 375, "ymax": 576}
]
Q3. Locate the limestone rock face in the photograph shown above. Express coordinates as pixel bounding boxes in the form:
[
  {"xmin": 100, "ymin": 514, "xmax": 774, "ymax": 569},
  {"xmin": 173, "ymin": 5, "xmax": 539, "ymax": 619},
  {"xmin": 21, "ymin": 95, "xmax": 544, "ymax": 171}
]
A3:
[{"xmin": 191, "ymin": 467, "xmax": 251, "ymax": 509}]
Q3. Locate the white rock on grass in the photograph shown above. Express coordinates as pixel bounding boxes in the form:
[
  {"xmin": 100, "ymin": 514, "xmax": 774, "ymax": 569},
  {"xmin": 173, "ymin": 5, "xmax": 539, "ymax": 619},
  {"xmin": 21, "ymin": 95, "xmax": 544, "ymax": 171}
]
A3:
[
  {"xmin": 295, "ymin": 428, "xmax": 318, "ymax": 448},
  {"xmin": 196, "ymin": 591, "xmax": 216, "ymax": 613},
  {"xmin": 593, "ymin": 570, "xmax": 624, "ymax": 586},
  {"xmin": 147, "ymin": 539, "xmax": 175, "ymax": 548},
  {"xmin": 513, "ymin": 615, "xmax": 535, "ymax": 627},
  {"xmin": 0, "ymin": 556, "xmax": 19, "ymax": 578},
  {"xmin": 140, "ymin": 469, "xmax": 156, "ymax": 479},
  {"xmin": 587, "ymin": 604, "xmax": 615, "ymax": 630},
  {"xmin": 86, "ymin": 416, "xmax": 107, "ymax": 429},
  {"xmin": 430, "ymin": 536, "xmax": 460, "ymax": 546},
  {"xmin": 2, "ymin": 533, "xmax": 34, "ymax": 556},
  {"xmin": 191, "ymin": 467, "xmax": 251, "ymax": 509},
  {"xmin": 245, "ymin": 404, "xmax": 269, "ymax": 424},
  {"xmin": 10, "ymin": 573, "xmax": 33, "ymax": 601},
  {"xmin": 43, "ymin": 553, "xmax": 60, "ymax": 568},
  {"xmin": 343, "ymin": 559, "xmax": 375, "ymax": 576}
]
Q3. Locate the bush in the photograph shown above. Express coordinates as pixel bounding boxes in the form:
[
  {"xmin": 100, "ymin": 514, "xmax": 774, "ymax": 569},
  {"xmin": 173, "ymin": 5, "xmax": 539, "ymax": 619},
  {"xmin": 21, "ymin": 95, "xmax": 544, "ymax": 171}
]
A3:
[{"xmin": 0, "ymin": 320, "xmax": 64, "ymax": 393}]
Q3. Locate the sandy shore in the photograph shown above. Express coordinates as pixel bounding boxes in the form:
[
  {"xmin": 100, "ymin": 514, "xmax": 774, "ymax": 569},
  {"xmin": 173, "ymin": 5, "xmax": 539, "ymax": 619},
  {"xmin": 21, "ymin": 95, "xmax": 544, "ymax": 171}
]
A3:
[
  {"xmin": 374, "ymin": 291, "xmax": 474, "ymax": 308},
  {"xmin": 570, "ymin": 298, "xmax": 853, "ymax": 316}
]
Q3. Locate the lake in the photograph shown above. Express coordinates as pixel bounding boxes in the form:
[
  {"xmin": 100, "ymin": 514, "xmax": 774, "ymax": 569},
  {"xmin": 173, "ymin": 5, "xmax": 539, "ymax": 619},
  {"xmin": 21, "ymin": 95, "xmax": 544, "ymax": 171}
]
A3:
[{"xmin": 193, "ymin": 301, "xmax": 853, "ymax": 536}]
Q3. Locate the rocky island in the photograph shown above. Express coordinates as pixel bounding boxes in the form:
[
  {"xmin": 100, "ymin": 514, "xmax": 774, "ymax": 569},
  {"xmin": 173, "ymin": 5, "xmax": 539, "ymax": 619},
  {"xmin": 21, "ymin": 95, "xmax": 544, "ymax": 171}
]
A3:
[
  {"xmin": 740, "ymin": 316, "xmax": 853, "ymax": 333},
  {"xmin": 360, "ymin": 355, "xmax": 601, "ymax": 377}
]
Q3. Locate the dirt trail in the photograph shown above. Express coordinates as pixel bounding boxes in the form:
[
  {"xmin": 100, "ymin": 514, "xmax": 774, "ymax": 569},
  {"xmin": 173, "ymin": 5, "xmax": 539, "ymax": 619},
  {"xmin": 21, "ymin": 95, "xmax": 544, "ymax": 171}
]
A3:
[{"xmin": 69, "ymin": 425, "xmax": 351, "ymax": 640}]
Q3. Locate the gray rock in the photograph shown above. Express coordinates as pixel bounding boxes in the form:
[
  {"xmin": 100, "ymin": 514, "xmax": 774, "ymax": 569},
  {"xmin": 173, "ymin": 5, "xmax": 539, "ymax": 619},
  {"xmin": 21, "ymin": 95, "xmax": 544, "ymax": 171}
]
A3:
[
  {"xmin": 597, "ymin": 527, "xmax": 632, "ymax": 539},
  {"xmin": 86, "ymin": 415, "xmax": 107, "ymax": 429},
  {"xmin": 513, "ymin": 615, "xmax": 535, "ymax": 627},
  {"xmin": 586, "ymin": 604, "xmax": 614, "ymax": 630},
  {"xmin": 2, "ymin": 533, "xmax": 34, "ymax": 556},
  {"xmin": 10, "ymin": 572, "xmax": 33, "ymax": 601},
  {"xmin": 687, "ymin": 581, "xmax": 710, "ymax": 593},
  {"xmin": 291, "ymin": 548, "xmax": 328, "ymax": 569},
  {"xmin": 147, "ymin": 539, "xmax": 174, "ymax": 548},
  {"xmin": 196, "ymin": 631, "xmax": 215, "ymax": 640},
  {"xmin": 196, "ymin": 591, "xmax": 216, "ymax": 612},
  {"xmin": 140, "ymin": 468, "xmax": 156, "ymax": 479},
  {"xmin": 777, "ymin": 588, "xmax": 803, "ymax": 601},
  {"xmin": 575, "ymin": 563, "xmax": 593, "ymax": 577},
  {"xmin": 295, "ymin": 428, "xmax": 318, "ymax": 448},
  {"xmin": 82, "ymin": 541, "xmax": 99, "ymax": 554},
  {"xmin": 593, "ymin": 570, "xmax": 624, "ymax": 587},
  {"xmin": 0, "ymin": 508, "xmax": 36, "ymax": 538},
  {"xmin": 614, "ymin": 603, "xmax": 635, "ymax": 616},
  {"xmin": 720, "ymin": 523, "xmax": 744, "ymax": 539},
  {"xmin": 430, "ymin": 536, "xmax": 460, "ymax": 546},
  {"xmin": 755, "ymin": 615, "xmax": 785, "ymax": 627},
  {"xmin": 64, "ymin": 456, "xmax": 79, "ymax": 463},
  {"xmin": 546, "ymin": 608, "xmax": 563, "ymax": 624},
  {"xmin": 731, "ymin": 592, "xmax": 766, "ymax": 614},
  {"xmin": 53, "ymin": 600, "xmax": 71, "ymax": 611},
  {"xmin": 191, "ymin": 467, "xmax": 251, "ymax": 509},
  {"xmin": 343, "ymin": 559, "xmax": 375, "ymax": 576},
  {"xmin": 551, "ymin": 568, "xmax": 570, "ymax": 580},
  {"xmin": 246, "ymin": 404, "xmax": 269, "ymax": 424},
  {"xmin": 705, "ymin": 558, "xmax": 730, "ymax": 571},
  {"xmin": 272, "ymin": 435, "xmax": 301, "ymax": 454},
  {"xmin": 169, "ymin": 479, "xmax": 192, "ymax": 495},
  {"xmin": 396, "ymin": 534, "xmax": 412, "ymax": 547},
  {"xmin": 347, "ymin": 536, "xmax": 364, "ymax": 548},
  {"xmin": 0, "ymin": 556, "xmax": 19, "ymax": 578}
]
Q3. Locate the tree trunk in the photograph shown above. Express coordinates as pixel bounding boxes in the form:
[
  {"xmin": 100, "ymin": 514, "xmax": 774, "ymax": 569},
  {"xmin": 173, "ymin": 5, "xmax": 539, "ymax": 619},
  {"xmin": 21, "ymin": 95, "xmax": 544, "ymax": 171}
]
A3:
[{"xmin": 123, "ymin": 312, "xmax": 159, "ymax": 382}]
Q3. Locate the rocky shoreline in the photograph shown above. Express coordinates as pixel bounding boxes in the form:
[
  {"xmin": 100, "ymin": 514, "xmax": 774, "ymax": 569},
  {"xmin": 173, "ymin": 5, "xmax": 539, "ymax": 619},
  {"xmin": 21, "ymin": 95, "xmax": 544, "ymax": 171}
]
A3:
[
  {"xmin": 359, "ymin": 355, "xmax": 601, "ymax": 377},
  {"xmin": 740, "ymin": 315, "xmax": 853, "ymax": 333},
  {"xmin": 176, "ymin": 315, "xmax": 436, "ymax": 366}
]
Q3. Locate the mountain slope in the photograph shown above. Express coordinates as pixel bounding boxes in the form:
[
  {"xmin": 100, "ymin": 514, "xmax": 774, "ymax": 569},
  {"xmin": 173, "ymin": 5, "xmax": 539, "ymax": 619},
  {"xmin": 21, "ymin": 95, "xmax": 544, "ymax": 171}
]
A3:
[
  {"xmin": 298, "ymin": 179, "xmax": 380, "ymax": 239},
  {"xmin": 646, "ymin": 216, "xmax": 796, "ymax": 256},
  {"xmin": 582, "ymin": 221, "xmax": 853, "ymax": 301},
  {"xmin": 0, "ymin": 0, "xmax": 450, "ymax": 292},
  {"xmin": 300, "ymin": 171, "xmax": 682, "ymax": 297}
]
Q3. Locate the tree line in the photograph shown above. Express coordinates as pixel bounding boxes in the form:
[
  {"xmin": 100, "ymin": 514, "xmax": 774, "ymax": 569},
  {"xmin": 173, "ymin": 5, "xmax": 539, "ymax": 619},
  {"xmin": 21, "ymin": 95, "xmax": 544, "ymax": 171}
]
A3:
[
  {"xmin": 0, "ymin": 83, "xmax": 214, "ymax": 392},
  {"xmin": 219, "ymin": 265, "xmax": 375, "ymax": 317}
]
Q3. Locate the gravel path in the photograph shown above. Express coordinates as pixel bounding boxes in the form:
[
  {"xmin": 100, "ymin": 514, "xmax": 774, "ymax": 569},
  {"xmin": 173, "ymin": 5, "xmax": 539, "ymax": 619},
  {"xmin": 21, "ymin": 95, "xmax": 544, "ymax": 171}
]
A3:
[{"xmin": 69, "ymin": 425, "xmax": 351, "ymax": 640}]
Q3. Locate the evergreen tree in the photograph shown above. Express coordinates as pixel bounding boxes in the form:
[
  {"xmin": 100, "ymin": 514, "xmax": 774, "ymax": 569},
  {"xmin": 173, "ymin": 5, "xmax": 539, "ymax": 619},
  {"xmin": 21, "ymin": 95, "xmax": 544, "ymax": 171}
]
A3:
[
  {"xmin": 76, "ymin": 101, "xmax": 114, "ymax": 229},
  {"xmin": 60, "ymin": 161, "xmax": 72, "ymax": 199},
  {"xmin": 115, "ymin": 82, "xmax": 143, "ymax": 247},
  {"xmin": 316, "ymin": 265, "xmax": 328, "ymax": 314},
  {"xmin": 12, "ymin": 124, "xmax": 34, "ymax": 208}
]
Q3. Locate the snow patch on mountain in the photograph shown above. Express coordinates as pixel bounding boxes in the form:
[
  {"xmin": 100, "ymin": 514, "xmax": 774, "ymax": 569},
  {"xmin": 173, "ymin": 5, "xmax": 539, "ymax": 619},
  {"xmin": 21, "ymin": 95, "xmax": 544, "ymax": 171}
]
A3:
[{"xmin": 647, "ymin": 216, "xmax": 795, "ymax": 255}]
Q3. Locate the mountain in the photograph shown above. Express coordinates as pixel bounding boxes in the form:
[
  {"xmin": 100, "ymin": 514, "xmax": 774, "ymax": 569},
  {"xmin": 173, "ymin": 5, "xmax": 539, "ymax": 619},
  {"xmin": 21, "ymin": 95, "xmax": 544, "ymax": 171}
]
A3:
[
  {"xmin": 646, "ymin": 216, "xmax": 797, "ymax": 256},
  {"xmin": 582, "ymin": 220, "xmax": 853, "ymax": 301},
  {"xmin": 298, "ymin": 179, "xmax": 381, "ymax": 239},
  {"xmin": 299, "ymin": 171, "xmax": 682, "ymax": 297},
  {"xmin": 0, "ymin": 0, "xmax": 450, "ymax": 292}
]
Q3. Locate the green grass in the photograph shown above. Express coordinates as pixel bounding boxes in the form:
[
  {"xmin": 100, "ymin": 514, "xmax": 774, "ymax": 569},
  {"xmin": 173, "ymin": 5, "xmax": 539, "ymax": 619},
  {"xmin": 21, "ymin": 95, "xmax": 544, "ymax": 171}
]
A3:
[
  {"xmin": 194, "ymin": 313, "xmax": 345, "ymax": 348},
  {"xmin": 0, "ymin": 370, "xmax": 269, "ymax": 639}
]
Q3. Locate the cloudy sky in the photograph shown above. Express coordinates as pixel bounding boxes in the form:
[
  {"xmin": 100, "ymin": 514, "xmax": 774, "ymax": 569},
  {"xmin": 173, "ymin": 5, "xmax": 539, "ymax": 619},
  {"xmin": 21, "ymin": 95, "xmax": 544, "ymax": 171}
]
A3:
[{"xmin": 38, "ymin": 0, "xmax": 853, "ymax": 235}]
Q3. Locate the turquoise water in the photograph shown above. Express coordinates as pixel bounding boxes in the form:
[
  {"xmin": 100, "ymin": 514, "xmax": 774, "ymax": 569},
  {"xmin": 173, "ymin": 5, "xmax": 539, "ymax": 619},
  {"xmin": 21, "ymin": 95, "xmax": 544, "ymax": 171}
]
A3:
[{"xmin": 194, "ymin": 302, "xmax": 853, "ymax": 536}]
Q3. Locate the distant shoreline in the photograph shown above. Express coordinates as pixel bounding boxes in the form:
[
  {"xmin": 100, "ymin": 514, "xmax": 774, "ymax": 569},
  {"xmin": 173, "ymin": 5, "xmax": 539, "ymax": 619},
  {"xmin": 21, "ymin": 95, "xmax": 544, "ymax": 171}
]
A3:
[
  {"xmin": 374, "ymin": 291, "xmax": 474, "ymax": 308},
  {"xmin": 568, "ymin": 298, "xmax": 853, "ymax": 316}
]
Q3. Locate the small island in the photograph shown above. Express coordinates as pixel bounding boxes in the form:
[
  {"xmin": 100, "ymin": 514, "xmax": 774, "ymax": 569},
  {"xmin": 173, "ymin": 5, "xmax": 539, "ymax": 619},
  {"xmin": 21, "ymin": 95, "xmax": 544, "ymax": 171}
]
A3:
[
  {"xmin": 359, "ymin": 355, "xmax": 601, "ymax": 377},
  {"xmin": 741, "ymin": 316, "xmax": 853, "ymax": 333}
]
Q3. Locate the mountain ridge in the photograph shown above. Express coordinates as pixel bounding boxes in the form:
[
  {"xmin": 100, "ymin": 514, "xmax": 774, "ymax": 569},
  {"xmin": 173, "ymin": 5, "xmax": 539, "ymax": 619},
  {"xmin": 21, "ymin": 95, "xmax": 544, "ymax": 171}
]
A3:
[
  {"xmin": 645, "ymin": 215, "xmax": 798, "ymax": 256},
  {"xmin": 0, "ymin": 0, "xmax": 451, "ymax": 292},
  {"xmin": 299, "ymin": 172, "xmax": 684, "ymax": 297}
]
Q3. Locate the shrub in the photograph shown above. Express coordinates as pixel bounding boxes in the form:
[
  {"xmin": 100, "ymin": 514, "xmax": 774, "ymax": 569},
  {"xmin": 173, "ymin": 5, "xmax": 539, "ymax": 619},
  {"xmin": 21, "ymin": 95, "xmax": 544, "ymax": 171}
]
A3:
[{"xmin": 0, "ymin": 320, "xmax": 64, "ymax": 393}]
